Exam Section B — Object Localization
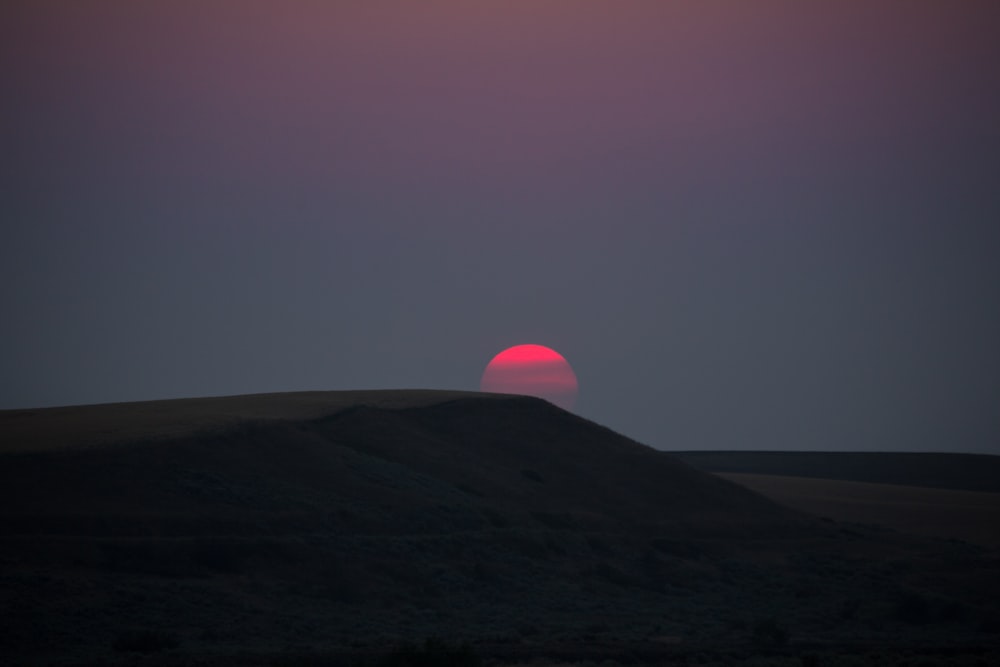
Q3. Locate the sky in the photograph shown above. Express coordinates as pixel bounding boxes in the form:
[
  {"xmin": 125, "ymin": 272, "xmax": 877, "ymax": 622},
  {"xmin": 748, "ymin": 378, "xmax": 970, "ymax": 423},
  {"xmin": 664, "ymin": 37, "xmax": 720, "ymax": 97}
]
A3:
[{"xmin": 3, "ymin": 1, "xmax": 999, "ymax": 454}]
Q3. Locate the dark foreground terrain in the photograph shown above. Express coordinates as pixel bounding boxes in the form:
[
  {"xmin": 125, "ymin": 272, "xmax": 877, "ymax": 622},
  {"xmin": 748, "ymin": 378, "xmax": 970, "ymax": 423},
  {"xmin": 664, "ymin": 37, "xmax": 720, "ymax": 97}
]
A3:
[{"xmin": 2, "ymin": 391, "xmax": 998, "ymax": 665}]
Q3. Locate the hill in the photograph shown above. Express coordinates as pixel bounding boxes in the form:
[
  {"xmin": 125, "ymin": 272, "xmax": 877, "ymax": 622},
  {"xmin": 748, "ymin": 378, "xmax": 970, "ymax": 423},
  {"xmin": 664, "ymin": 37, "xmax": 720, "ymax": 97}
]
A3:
[
  {"xmin": 1, "ymin": 391, "xmax": 790, "ymax": 537},
  {"xmin": 1, "ymin": 392, "xmax": 998, "ymax": 665}
]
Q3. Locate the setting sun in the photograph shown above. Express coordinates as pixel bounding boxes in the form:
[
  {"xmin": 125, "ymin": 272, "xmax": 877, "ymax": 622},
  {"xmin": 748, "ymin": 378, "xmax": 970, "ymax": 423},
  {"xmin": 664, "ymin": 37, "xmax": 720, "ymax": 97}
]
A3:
[{"xmin": 479, "ymin": 344, "xmax": 579, "ymax": 411}]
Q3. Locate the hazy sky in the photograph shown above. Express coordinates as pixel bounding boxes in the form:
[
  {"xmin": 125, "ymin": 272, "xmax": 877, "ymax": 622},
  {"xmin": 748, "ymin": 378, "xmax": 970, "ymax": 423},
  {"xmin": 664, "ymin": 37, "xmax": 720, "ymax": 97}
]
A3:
[{"xmin": 3, "ymin": 2, "xmax": 999, "ymax": 453}]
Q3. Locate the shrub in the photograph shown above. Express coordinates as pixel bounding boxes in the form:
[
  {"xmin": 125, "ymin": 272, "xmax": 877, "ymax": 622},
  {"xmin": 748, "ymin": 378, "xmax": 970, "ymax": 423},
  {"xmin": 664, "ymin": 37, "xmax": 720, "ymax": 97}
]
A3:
[
  {"xmin": 112, "ymin": 629, "xmax": 180, "ymax": 653},
  {"xmin": 521, "ymin": 469, "xmax": 545, "ymax": 483},
  {"xmin": 750, "ymin": 616, "xmax": 788, "ymax": 649},
  {"xmin": 192, "ymin": 540, "xmax": 244, "ymax": 574},
  {"xmin": 894, "ymin": 592, "xmax": 929, "ymax": 625},
  {"xmin": 378, "ymin": 638, "xmax": 481, "ymax": 667}
]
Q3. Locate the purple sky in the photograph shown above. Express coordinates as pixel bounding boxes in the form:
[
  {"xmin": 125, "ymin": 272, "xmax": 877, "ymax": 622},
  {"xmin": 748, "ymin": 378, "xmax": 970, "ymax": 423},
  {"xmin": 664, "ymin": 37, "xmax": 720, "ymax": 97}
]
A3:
[{"xmin": 3, "ymin": 1, "xmax": 999, "ymax": 453}]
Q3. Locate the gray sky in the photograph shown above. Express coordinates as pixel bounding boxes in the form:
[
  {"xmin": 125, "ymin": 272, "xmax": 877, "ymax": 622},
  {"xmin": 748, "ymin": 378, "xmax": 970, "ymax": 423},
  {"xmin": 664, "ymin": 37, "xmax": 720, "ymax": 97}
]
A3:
[{"xmin": 3, "ymin": 2, "xmax": 999, "ymax": 453}]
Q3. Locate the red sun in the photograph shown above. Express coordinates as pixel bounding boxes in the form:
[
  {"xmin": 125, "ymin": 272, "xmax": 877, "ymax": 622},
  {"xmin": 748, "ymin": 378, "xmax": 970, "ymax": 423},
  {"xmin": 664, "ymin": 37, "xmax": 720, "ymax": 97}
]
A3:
[{"xmin": 479, "ymin": 344, "xmax": 579, "ymax": 411}]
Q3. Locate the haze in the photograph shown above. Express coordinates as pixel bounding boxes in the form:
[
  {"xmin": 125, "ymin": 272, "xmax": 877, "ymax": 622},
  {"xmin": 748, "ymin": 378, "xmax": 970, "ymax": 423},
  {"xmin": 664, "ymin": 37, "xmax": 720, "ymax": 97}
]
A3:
[{"xmin": 2, "ymin": 1, "xmax": 998, "ymax": 454}]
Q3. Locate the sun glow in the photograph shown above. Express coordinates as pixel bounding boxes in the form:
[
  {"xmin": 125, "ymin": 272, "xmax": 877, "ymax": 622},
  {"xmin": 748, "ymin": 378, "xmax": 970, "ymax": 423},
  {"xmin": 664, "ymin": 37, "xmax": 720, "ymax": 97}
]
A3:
[{"xmin": 480, "ymin": 344, "xmax": 579, "ymax": 411}]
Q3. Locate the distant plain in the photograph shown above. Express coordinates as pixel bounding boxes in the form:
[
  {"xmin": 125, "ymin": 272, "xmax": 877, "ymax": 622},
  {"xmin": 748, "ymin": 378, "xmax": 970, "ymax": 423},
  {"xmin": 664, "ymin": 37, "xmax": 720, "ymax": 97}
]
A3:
[{"xmin": 673, "ymin": 451, "xmax": 1000, "ymax": 548}]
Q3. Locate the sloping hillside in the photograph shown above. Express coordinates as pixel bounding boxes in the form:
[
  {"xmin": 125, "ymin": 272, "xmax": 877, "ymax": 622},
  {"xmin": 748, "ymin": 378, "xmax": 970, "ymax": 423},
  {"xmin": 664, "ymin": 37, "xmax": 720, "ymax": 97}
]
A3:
[
  {"xmin": 1, "ymin": 392, "xmax": 997, "ymax": 665},
  {"xmin": 0, "ymin": 392, "xmax": 791, "ymax": 537}
]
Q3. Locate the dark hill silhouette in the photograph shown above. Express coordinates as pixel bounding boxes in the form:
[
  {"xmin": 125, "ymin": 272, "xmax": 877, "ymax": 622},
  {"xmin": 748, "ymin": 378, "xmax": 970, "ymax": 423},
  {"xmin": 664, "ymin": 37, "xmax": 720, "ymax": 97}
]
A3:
[
  {"xmin": 0, "ymin": 392, "xmax": 794, "ymax": 538},
  {"xmin": 1, "ymin": 391, "xmax": 997, "ymax": 664}
]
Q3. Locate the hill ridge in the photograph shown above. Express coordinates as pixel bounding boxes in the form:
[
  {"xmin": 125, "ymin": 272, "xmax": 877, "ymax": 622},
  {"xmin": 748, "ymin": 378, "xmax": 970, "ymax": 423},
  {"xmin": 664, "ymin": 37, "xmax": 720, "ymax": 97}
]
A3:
[
  {"xmin": 0, "ymin": 391, "xmax": 802, "ymax": 540},
  {"xmin": 0, "ymin": 389, "xmax": 531, "ymax": 453}
]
